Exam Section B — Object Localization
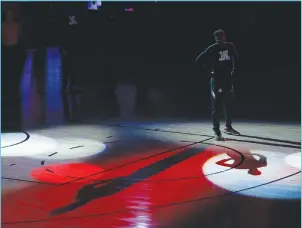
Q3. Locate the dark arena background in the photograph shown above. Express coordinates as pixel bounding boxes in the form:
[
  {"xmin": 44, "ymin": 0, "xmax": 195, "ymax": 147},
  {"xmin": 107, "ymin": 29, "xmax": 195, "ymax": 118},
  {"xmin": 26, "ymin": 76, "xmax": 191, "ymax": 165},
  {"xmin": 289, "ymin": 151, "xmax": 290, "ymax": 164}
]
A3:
[{"xmin": 1, "ymin": 1, "xmax": 301, "ymax": 228}]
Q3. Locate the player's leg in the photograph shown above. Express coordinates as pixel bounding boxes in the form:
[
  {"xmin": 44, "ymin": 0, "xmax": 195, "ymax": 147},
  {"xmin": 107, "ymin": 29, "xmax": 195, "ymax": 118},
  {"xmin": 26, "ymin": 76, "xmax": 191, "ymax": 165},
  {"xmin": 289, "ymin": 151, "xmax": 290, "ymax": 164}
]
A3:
[
  {"xmin": 223, "ymin": 90, "xmax": 240, "ymax": 135},
  {"xmin": 211, "ymin": 90, "xmax": 223, "ymax": 140}
]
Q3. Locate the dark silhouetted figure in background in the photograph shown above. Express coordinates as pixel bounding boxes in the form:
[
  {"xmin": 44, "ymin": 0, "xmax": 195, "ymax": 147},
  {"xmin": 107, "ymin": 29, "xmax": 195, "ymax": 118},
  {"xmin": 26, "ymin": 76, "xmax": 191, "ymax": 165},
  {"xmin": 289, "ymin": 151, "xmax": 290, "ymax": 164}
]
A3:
[
  {"xmin": 2, "ymin": 8, "xmax": 26, "ymax": 131},
  {"xmin": 195, "ymin": 29, "xmax": 240, "ymax": 141}
]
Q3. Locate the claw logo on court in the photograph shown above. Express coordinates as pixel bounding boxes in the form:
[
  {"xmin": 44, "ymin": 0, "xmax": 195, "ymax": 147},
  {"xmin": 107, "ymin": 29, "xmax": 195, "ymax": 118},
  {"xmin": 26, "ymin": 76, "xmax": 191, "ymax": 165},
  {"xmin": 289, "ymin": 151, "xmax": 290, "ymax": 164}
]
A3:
[{"xmin": 219, "ymin": 50, "xmax": 230, "ymax": 61}]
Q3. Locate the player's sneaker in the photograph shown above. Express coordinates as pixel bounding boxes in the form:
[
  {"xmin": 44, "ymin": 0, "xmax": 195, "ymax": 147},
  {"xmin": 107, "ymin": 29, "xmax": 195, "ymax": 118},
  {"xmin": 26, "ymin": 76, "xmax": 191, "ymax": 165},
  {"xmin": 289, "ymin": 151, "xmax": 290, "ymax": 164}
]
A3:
[
  {"xmin": 224, "ymin": 127, "xmax": 240, "ymax": 136},
  {"xmin": 214, "ymin": 130, "xmax": 224, "ymax": 141}
]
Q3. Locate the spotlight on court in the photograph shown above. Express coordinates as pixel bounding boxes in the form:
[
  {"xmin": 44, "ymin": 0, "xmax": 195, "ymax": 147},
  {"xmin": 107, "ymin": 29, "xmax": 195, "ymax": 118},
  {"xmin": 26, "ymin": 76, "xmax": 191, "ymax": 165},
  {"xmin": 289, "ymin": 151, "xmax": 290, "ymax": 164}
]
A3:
[
  {"xmin": 1, "ymin": 133, "xmax": 107, "ymax": 160},
  {"xmin": 1, "ymin": 133, "xmax": 58, "ymax": 157},
  {"xmin": 285, "ymin": 152, "xmax": 301, "ymax": 169},
  {"xmin": 202, "ymin": 150, "xmax": 301, "ymax": 199},
  {"xmin": 28, "ymin": 138, "xmax": 107, "ymax": 160}
]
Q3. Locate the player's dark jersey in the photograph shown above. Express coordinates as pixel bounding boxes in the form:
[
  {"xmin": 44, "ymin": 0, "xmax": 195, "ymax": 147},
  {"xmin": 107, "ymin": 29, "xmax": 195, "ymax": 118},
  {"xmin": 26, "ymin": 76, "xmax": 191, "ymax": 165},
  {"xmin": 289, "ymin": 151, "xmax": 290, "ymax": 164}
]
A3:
[
  {"xmin": 200, "ymin": 42, "xmax": 237, "ymax": 73},
  {"xmin": 196, "ymin": 42, "xmax": 238, "ymax": 90}
]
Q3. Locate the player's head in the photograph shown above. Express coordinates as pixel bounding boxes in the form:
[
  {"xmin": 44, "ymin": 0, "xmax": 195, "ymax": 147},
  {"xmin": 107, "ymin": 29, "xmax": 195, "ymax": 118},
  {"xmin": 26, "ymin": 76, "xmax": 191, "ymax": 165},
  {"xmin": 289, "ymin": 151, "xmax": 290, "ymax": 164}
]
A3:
[{"xmin": 213, "ymin": 29, "xmax": 226, "ymax": 44}]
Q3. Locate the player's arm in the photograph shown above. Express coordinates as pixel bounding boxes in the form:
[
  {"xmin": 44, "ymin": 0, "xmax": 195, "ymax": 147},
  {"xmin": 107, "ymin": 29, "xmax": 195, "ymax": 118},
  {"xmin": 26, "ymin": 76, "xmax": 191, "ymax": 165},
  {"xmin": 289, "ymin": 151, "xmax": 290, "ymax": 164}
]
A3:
[
  {"xmin": 194, "ymin": 50, "xmax": 205, "ymax": 64},
  {"xmin": 231, "ymin": 43, "xmax": 238, "ymax": 74},
  {"xmin": 195, "ymin": 46, "xmax": 214, "ymax": 74}
]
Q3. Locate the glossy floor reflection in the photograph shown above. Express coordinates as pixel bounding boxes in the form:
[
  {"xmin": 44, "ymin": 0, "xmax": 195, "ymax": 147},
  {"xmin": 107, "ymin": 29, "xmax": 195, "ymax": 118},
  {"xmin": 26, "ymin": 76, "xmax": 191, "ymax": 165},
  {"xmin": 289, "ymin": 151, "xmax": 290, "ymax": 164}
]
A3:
[{"xmin": 1, "ymin": 48, "xmax": 301, "ymax": 228}]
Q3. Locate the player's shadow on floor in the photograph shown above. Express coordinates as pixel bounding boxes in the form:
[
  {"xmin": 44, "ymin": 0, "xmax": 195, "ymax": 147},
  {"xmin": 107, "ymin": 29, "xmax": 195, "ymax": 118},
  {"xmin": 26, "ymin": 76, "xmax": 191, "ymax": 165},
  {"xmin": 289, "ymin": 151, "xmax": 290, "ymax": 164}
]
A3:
[{"xmin": 215, "ymin": 149, "xmax": 267, "ymax": 176}]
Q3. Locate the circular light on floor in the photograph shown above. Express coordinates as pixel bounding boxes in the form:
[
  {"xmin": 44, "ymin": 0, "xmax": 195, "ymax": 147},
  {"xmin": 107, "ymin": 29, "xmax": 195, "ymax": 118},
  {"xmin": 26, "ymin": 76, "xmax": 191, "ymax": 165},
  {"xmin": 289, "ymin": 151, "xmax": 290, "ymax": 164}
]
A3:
[
  {"xmin": 28, "ymin": 138, "xmax": 106, "ymax": 160},
  {"xmin": 1, "ymin": 133, "xmax": 58, "ymax": 157},
  {"xmin": 285, "ymin": 153, "xmax": 301, "ymax": 169},
  {"xmin": 1, "ymin": 132, "xmax": 29, "ymax": 148},
  {"xmin": 202, "ymin": 150, "xmax": 301, "ymax": 199}
]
